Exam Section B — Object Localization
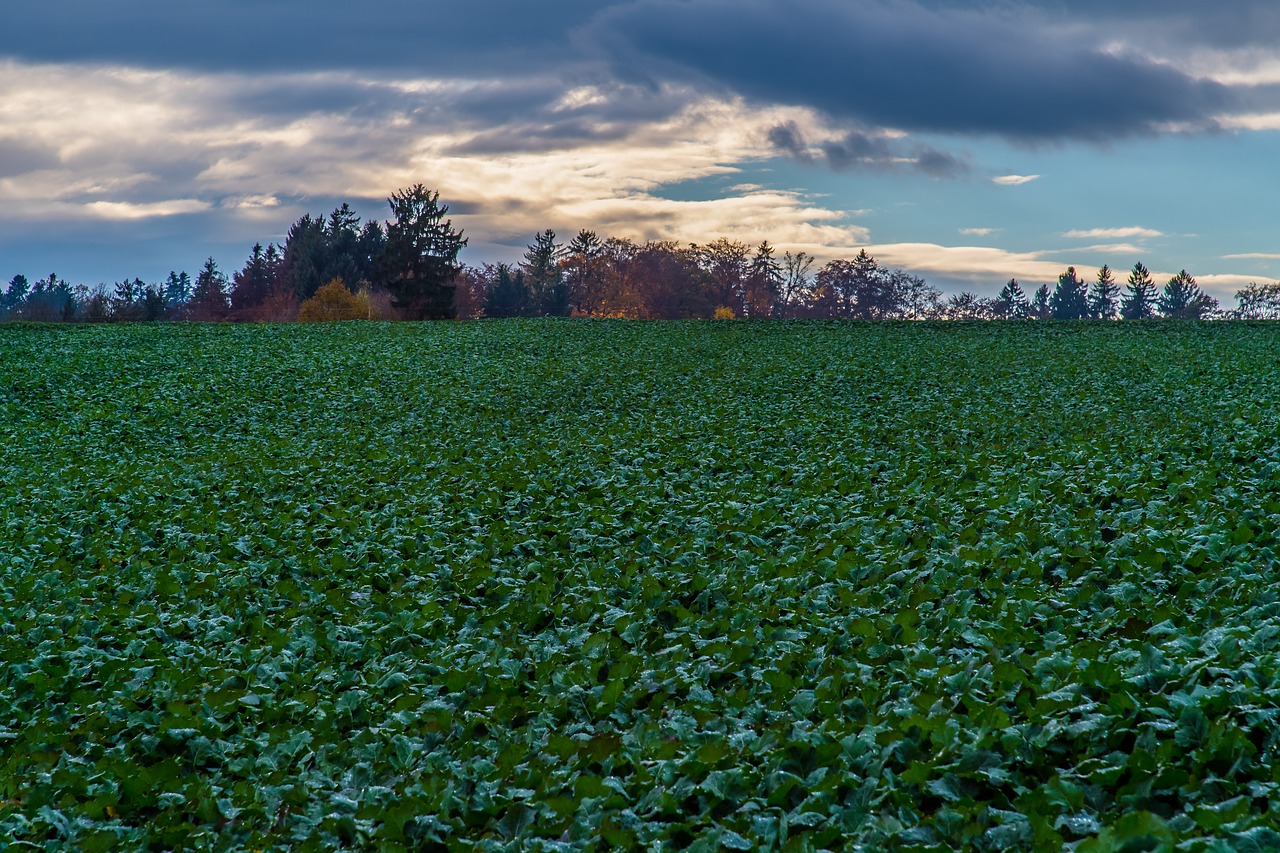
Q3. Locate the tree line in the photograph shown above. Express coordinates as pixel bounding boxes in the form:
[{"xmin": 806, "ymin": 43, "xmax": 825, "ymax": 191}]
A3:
[{"xmin": 5, "ymin": 185, "xmax": 1280, "ymax": 322}]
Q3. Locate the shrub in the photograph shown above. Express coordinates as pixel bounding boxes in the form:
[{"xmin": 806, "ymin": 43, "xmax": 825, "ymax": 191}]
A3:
[{"xmin": 298, "ymin": 278, "xmax": 368, "ymax": 322}]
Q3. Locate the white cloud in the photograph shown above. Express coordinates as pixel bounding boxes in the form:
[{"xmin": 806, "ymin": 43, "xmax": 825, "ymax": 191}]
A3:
[
  {"xmin": 864, "ymin": 242, "xmax": 1066, "ymax": 287},
  {"xmin": 0, "ymin": 59, "xmax": 871, "ymax": 254},
  {"xmin": 992, "ymin": 174, "xmax": 1039, "ymax": 186},
  {"xmin": 83, "ymin": 199, "xmax": 211, "ymax": 219},
  {"xmin": 1046, "ymin": 242, "xmax": 1144, "ymax": 255},
  {"xmin": 959, "ymin": 227, "xmax": 995, "ymax": 236},
  {"xmin": 1223, "ymin": 252, "xmax": 1280, "ymax": 260},
  {"xmin": 1064, "ymin": 227, "xmax": 1163, "ymax": 239}
]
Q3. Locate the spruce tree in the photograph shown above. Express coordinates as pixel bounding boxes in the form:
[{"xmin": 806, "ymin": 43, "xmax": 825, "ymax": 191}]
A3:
[
  {"xmin": 997, "ymin": 278, "xmax": 1028, "ymax": 318},
  {"xmin": 1089, "ymin": 265, "xmax": 1119, "ymax": 319},
  {"xmin": 1049, "ymin": 267, "xmax": 1089, "ymax": 319},
  {"xmin": 1159, "ymin": 270, "xmax": 1217, "ymax": 319},
  {"xmin": 1120, "ymin": 262, "xmax": 1157, "ymax": 320}
]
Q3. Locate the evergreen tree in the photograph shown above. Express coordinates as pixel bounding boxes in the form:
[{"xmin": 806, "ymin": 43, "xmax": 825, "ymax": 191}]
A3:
[
  {"xmin": 997, "ymin": 278, "xmax": 1028, "ymax": 318},
  {"xmin": 568, "ymin": 229, "xmax": 603, "ymax": 258},
  {"xmin": 378, "ymin": 185, "xmax": 467, "ymax": 320},
  {"xmin": 25, "ymin": 274, "xmax": 76, "ymax": 321},
  {"xmin": 564, "ymin": 230, "xmax": 607, "ymax": 314},
  {"xmin": 1120, "ymin": 262, "xmax": 1157, "ymax": 320},
  {"xmin": 1030, "ymin": 284, "xmax": 1051, "ymax": 319},
  {"xmin": 3, "ymin": 274, "xmax": 30, "ymax": 317},
  {"xmin": 522, "ymin": 229, "xmax": 568, "ymax": 316},
  {"xmin": 111, "ymin": 278, "xmax": 145, "ymax": 321},
  {"xmin": 164, "ymin": 271, "xmax": 192, "ymax": 309},
  {"xmin": 746, "ymin": 241, "xmax": 783, "ymax": 318},
  {"xmin": 1049, "ymin": 267, "xmax": 1089, "ymax": 319},
  {"xmin": 141, "ymin": 284, "xmax": 167, "ymax": 321},
  {"xmin": 231, "ymin": 243, "xmax": 276, "ymax": 312},
  {"xmin": 1159, "ymin": 270, "xmax": 1217, "ymax": 319},
  {"xmin": 485, "ymin": 264, "xmax": 530, "ymax": 318},
  {"xmin": 190, "ymin": 258, "xmax": 229, "ymax": 320},
  {"xmin": 281, "ymin": 214, "xmax": 327, "ymax": 300},
  {"xmin": 1089, "ymin": 265, "xmax": 1119, "ymax": 319}
]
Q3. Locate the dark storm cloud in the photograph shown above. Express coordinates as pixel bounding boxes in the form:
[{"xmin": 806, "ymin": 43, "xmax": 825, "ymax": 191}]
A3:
[
  {"xmin": 1, "ymin": 0, "xmax": 1269, "ymax": 163},
  {"xmin": 0, "ymin": 1, "xmax": 603, "ymax": 73},
  {"xmin": 581, "ymin": 0, "xmax": 1237, "ymax": 140}
]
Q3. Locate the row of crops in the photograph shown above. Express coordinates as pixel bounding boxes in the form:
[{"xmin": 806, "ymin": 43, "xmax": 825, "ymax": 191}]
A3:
[{"xmin": 3, "ymin": 320, "xmax": 1280, "ymax": 850}]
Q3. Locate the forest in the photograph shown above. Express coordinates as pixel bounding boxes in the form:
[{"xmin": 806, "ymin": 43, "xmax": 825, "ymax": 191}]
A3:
[{"xmin": 5, "ymin": 185, "xmax": 1280, "ymax": 323}]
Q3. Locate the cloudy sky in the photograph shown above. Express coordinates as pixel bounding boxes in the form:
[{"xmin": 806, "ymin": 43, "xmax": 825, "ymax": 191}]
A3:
[{"xmin": 3, "ymin": 0, "xmax": 1280, "ymax": 298}]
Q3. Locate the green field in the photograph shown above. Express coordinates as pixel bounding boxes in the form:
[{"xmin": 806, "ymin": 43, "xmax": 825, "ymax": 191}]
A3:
[{"xmin": 4, "ymin": 320, "xmax": 1280, "ymax": 851}]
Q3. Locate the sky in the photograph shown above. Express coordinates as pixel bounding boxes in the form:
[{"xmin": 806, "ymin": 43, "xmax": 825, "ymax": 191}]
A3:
[{"xmin": 3, "ymin": 1, "xmax": 1280, "ymax": 301}]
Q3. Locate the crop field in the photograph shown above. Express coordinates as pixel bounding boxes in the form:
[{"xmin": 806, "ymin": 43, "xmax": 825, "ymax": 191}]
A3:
[{"xmin": 3, "ymin": 320, "xmax": 1280, "ymax": 850}]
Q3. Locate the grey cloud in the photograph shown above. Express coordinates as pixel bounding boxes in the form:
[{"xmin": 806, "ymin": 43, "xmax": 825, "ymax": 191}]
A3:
[
  {"xmin": 0, "ymin": 139, "xmax": 60, "ymax": 177},
  {"xmin": 0, "ymin": 1, "xmax": 603, "ymax": 74},
  {"xmin": 768, "ymin": 122, "xmax": 968, "ymax": 177},
  {"xmin": 581, "ymin": 0, "xmax": 1236, "ymax": 141}
]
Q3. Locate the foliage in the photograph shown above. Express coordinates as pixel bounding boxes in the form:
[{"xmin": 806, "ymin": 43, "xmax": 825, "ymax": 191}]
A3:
[
  {"xmin": 997, "ymin": 278, "xmax": 1029, "ymax": 319},
  {"xmin": 378, "ymin": 184, "xmax": 467, "ymax": 320},
  {"xmin": 1160, "ymin": 270, "xmax": 1219, "ymax": 320},
  {"xmin": 298, "ymin": 278, "xmax": 369, "ymax": 322},
  {"xmin": 1089, "ymin": 265, "xmax": 1119, "ymax": 320},
  {"xmin": 523, "ymin": 229, "xmax": 569, "ymax": 317},
  {"xmin": 1050, "ymin": 266, "xmax": 1089, "ymax": 319},
  {"xmin": 1121, "ymin": 263, "xmax": 1158, "ymax": 320},
  {"xmin": 188, "ymin": 258, "xmax": 230, "ymax": 321},
  {"xmin": 5, "ymin": 320, "xmax": 1280, "ymax": 849},
  {"xmin": 1233, "ymin": 281, "xmax": 1280, "ymax": 319}
]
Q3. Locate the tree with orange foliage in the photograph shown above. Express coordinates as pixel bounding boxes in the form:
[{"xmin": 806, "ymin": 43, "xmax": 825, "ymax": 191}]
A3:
[{"xmin": 298, "ymin": 278, "xmax": 368, "ymax": 322}]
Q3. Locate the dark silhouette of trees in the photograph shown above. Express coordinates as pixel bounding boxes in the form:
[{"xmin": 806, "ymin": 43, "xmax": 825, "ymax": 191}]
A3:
[
  {"xmin": 189, "ymin": 258, "xmax": 230, "ymax": 320},
  {"xmin": 697, "ymin": 238, "xmax": 750, "ymax": 317},
  {"xmin": 379, "ymin": 185, "xmax": 467, "ymax": 320},
  {"xmin": 484, "ymin": 264, "xmax": 529, "ymax": 318},
  {"xmin": 164, "ymin": 271, "xmax": 192, "ymax": 313},
  {"xmin": 1050, "ymin": 267, "xmax": 1089, "ymax": 319},
  {"xmin": 1120, "ymin": 263, "xmax": 1157, "ymax": 320},
  {"xmin": 564, "ymin": 230, "xmax": 608, "ymax": 316},
  {"xmin": 745, "ymin": 241, "xmax": 782, "ymax": 318},
  {"xmin": 231, "ymin": 243, "xmax": 282, "ymax": 314},
  {"xmin": 2, "ymin": 275, "xmax": 29, "ymax": 318},
  {"xmin": 1089, "ymin": 265, "xmax": 1119, "ymax": 319},
  {"xmin": 1234, "ymin": 282, "xmax": 1280, "ymax": 319},
  {"xmin": 1159, "ymin": 270, "xmax": 1217, "ymax": 319},
  {"xmin": 997, "ymin": 279, "xmax": 1029, "ymax": 318},
  {"xmin": 1030, "ymin": 284, "xmax": 1051, "ymax": 319},
  {"xmin": 777, "ymin": 251, "xmax": 813, "ymax": 319},
  {"xmin": 522, "ymin": 229, "xmax": 568, "ymax": 316},
  {"xmin": 277, "ymin": 206, "xmax": 385, "ymax": 305}
]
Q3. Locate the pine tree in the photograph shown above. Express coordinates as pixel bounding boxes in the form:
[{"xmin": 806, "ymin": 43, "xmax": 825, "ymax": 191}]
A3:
[
  {"xmin": 1120, "ymin": 262, "xmax": 1156, "ymax": 319},
  {"xmin": 1159, "ymin": 270, "xmax": 1217, "ymax": 319},
  {"xmin": 231, "ymin": 243, "xmax": 276, "ymax": 312},
  {"xmin": 1049, "ymin": 267, "xmax": 1089, "ymax": 319},
  {"xmin": 3, "ymin": 274, "xmax": 30, "ymax": 316},
  {"xmin": 1089, "ymin": 265, "xmax": 1119, "ymax": 319},
  {"xmin": 485, "ymin": 264, "xmax": 530, "ymax": 318},
  {"xmin": 522, "ymin": 229, "xmax": 567, "ymax": 316},
  {"xmin": 190, "ymin": 258, "xmax": 229, "ymax": 320},
  {"xmin": 997, "ymin": 278, "xmax": 1028, "ymax": 318},
  {"xmin": 378, "ymin": 185, "xmax": 467, "ymax": 320},
  {"xmin": 1030, "ymin": 283, "xmax": 1051, "ymax": 319},
  {"xmin": 165, "ymin": 271, "xmax": 192, "ymax": 306}
]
